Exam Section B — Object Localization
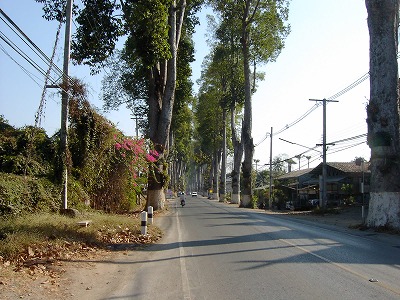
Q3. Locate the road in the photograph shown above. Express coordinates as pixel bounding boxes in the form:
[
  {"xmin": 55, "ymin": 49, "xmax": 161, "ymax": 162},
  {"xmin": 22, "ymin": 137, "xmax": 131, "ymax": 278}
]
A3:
[{"xmin": 102, "ymin": 196, "xmax": 400, "ymax": 300}]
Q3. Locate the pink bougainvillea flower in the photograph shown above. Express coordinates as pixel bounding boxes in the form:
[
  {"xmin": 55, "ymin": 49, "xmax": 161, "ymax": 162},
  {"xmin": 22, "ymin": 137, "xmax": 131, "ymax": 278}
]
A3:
[
  {"xmin": 146, "ymin": 154, "xmax": 157, "ymax": 163},
  {"xmin": 115, "ymin": 143, "xmax": 122, "ymax": 150},
  {"xmin": 149, "ymin": 149, "xmax": 159, "ymax": 158}
]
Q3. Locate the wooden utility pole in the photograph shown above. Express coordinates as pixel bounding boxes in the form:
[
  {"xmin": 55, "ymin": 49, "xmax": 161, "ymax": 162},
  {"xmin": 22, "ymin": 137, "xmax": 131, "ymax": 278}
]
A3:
[
  {"xmin": 60, "ymin": 0, "xmax": 73, "ymax": 210},
  {"xmin": 309, "ymin": 98, "xmax": 338, "ymax": 207}
]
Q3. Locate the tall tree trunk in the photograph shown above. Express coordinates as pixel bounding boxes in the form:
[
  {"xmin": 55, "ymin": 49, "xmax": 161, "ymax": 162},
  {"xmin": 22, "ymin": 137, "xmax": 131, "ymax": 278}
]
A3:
[
  {"xmin": 230, "ymin": 105, "xmax": 243, "ymax": 204},
  {"xmin": 366, "ymin": 0, "xmax": 400, "ymax": 229},
  {"xmin": 240, "ymin": 3, "xmax": 254, "ymax": 207},
  {"xmin": 211, "ymin": 150, "xmax": 220, "ymax": 200},
  {"xmin": 147, "ymin": 1, "xmax": 185, "ymax": 210}
]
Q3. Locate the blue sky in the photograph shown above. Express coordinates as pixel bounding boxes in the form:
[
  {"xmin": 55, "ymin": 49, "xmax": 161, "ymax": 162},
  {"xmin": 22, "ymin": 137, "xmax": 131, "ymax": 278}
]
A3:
[{"xmin": 1, "ymin": 0, "xmax": 373, "ymax": 170}]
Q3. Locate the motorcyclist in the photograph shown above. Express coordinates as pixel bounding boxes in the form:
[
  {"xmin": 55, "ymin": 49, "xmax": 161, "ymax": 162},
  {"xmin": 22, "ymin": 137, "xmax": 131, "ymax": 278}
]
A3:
[{"xmin": 179, "ymin": 192, "xmax": 186, "ymax": 206}]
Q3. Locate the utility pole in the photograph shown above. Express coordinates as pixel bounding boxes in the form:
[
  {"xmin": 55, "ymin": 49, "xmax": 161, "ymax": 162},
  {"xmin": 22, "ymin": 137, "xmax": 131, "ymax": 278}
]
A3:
[
  {"xmin": 60, "ymin": 0, "xmax": 73, "ymax": 210},
  {"xmin": 295, "ymin": 154, "xmax": 302, "ymax": 170},
  {"xmin": 131, "ymin": 115, "xmax": 141, "ymax": 138},
  {"xmin": 305, "ymin": 156, "xmax": 311, "ymax": 168},
  {"xmin": 220, "ymin": 109, "xmax": 227, "ymax": 202},
  {"xmin": 269, "ymin": 127, "xmax": 273, "ymax": 209},
  {"xmin": 310, "ymin": 98, "xmax": 338, "ymax": 208}
]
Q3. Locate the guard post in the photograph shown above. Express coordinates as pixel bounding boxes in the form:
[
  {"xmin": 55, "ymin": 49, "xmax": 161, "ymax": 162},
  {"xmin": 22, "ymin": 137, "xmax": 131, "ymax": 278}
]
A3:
[
  {"xmin": 141, "ymin": 211, "xmax": 147, "ymax": 235},
  {"xmin": 148, "ymin": 206, "xmax": 153, "ymax": 225}
]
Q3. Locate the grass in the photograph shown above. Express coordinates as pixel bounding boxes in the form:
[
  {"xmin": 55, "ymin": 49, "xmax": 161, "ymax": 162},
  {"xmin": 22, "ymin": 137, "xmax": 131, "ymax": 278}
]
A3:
[
  {"xmin": 0, "ymin": 211, "xmax": 163, "ymax": 264},
  {"xmin": 311, "ymin": 206, "xmax": 341, "ymax": 215}
]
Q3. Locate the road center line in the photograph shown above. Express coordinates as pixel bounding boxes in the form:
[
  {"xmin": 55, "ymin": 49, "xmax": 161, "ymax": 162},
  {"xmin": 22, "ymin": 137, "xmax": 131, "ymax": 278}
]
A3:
[
  {"xmin": 176, "ymin": 208, "xmax": 191, "ymax": 300},
  {"xmin": 279, "ymin": 238, "xmax": 400, "ymax": 296}
]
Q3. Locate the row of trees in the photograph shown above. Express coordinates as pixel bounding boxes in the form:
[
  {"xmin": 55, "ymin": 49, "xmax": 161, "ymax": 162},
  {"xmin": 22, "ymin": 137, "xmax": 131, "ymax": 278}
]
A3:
[
  {"xmin": 194, "ymin": 0, "xmax": 400, "ymax": 229},
  {"xmin": 194, "ymin": 0, "xmax": 290, "ymax": 206},
  {"xmin": 37, "ymin": 0, "xmax": 289, "ymax": 209},
  {"xmin": 33, "ymin": 0, "xmax": 400, "ymax": 229}
]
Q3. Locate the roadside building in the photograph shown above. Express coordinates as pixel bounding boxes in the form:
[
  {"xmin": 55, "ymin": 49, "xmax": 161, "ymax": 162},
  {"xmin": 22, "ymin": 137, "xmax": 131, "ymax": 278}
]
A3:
[{"xmin": 275, "ymin": 161, "xmax": 370, "ymax": 208}]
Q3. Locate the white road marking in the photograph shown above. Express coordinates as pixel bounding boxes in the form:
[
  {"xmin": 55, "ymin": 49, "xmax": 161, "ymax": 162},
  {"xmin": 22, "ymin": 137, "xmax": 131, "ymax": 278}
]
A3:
[
  {"xmin": 176, "ymin": 208, "xmax": 191, "ymax": 300},
  {"xmin": 280, "ymin": 238, "xmax": 400, "ymax": 296}
]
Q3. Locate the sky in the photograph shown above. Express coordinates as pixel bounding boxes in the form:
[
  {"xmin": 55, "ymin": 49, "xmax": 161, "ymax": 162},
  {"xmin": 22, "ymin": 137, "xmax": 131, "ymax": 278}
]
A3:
[{"xmin": 1, "ymin": 0, "xmax": 373, "ymax": 172}]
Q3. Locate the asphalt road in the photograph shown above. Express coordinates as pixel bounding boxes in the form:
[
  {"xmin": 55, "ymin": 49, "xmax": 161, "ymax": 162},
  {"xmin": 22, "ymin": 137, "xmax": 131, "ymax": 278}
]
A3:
[{"xmin": 103, "ymin": 196, "xmax": 400, "ymax": 300}]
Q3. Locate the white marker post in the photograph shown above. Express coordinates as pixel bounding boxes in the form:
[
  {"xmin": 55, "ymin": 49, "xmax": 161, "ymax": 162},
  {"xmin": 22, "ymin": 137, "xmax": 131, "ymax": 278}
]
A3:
[
  {"xmin": 141, "ymin": 211, "xmax": 147, "ymax": 235},
  {"xmin": 148, "ymin": 206, "xmax": 153, "ymax": 225}
]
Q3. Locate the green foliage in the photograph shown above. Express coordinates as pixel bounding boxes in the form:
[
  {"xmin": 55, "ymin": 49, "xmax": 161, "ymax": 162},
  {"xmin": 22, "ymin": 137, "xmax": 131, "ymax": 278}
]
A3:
[
  {"xmin": 34, "ymin": 0, "xmax": 74, "ymax": 22},
  {"xmin": 272, "ymin": 180, "xmax": 288, "ymax": 210},
  {"xmin": 0, "ymin": 173, "xmax": 59, "ymax": 215},
  {"xmin": 0, "ymin": 82, "xmax": 150, "ymax": 215},
  {"xmin": 68, "ymin": 91, "xmax": 147, "ymax": 212},
  {"xmin": 72, "ymin": 0, "xmax": 124, "ymax": 72},
  {"xmin": 341, "ymin": 183, "xmax": 353, "ymax": 194},
  {"xmin": 251, "ymin": 194, "xmax": 258, "ymax": 209},
  {"xmin": 0, "ymin": 119, "xmax": 55, "ymax": 176},
  {"xmin": 124, "ymin": 0, "xmax": 172, "ymax": 68},
  {"xmin": 209, "ymin": 0, "xmax": 290, "ymax": 67}
]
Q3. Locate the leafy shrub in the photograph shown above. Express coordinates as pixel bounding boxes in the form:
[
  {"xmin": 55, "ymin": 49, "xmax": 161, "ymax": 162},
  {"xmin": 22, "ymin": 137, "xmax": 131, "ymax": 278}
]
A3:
[
  {"xmin": 0, "ymin": 173, "xmax": 59, "ymax": 215},
  {"xmin": 0, "ymin": 85, "xmax": 151, "ymax": 215}
]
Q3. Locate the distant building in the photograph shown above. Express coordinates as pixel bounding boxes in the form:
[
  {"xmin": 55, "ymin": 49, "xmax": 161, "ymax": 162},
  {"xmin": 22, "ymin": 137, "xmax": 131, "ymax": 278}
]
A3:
[{"xmin": 275, "ymin": 161, "xmax": 370, "ymax": 208}]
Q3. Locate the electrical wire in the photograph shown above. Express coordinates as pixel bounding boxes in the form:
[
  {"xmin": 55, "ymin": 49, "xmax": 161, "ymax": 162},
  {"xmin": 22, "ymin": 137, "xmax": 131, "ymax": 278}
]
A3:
[
  {"xmin": 0, "ymin": 8, "xmax": 80, "ymax": 90},
  {"xmin": 255, "ymin": 71, "xmax": 370, "ymax": 147},
  {"xmin": 0, "ymin": 10, "xmax": 64, "ymax": 77},
  {"xmin": 0, "ymin": 30, "xmax": 49, "ymax": 78},
  {"xmin": 0, "ymin": 43, "xmax": 43, "ymax": 88}
]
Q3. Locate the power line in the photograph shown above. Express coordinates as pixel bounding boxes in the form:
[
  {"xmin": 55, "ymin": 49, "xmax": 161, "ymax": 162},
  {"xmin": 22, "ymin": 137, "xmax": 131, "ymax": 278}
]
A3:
[
  {"xmin": 0, "ymin": 9, "xmax": 64, "ymax": 77},
  {"xmin": 255, "ymin": 71, "xmax": 370, "ymax": 146},
  {"xmin": 0, "ymin": 8, "xmax": 79, "ymax": 89},
  {"xmin": 0, "ymin": 43, "xmax": 43, "ymax": 88},
  {"xmin": 272, "ymin": 133, "xmax": 368, "ymax": 170},
  {"xmin": 327, "ymin": 72, "xmax": 370, "ymax": 100},
  {"xmin": 0, "ymin": 30, "xmax": 49, "ymax": 78}
]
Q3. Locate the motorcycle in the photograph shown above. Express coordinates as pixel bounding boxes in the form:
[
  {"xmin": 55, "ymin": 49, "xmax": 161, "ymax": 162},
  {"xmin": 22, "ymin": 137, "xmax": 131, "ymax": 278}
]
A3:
[{"xmin": 180, "ymin": 199, "xmax": 186, "ymax": 207}]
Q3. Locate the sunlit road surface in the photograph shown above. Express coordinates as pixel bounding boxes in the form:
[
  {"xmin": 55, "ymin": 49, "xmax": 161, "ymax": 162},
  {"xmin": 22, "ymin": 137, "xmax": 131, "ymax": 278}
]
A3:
[{"xmin": 104, "ymin": 196, "xmax": 400, "ymax": 300}]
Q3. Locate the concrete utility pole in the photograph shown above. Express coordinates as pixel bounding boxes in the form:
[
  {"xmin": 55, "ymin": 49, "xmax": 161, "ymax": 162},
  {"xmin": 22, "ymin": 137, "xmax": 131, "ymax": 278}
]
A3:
[
  {"xmin": 269, "ymin": 127, "xmax": 273, "ymax": 209},
  {"xmin": 60, "ymin": 0, "xmax": 73, "ymax": 210},
  {"xmin": 131, "ymin": 115, "xmax": 141, "ymax": 138},
  {"xmin": 220, "ymin": 109, "xmax": 227, "ymax": 202},
  {"xmin": 309, "ymin": 98, "xmax": 338, "ymax": 208},
  {"xmin": 295, "ymin": 154, "xmax": 302, "ymax": 170}
]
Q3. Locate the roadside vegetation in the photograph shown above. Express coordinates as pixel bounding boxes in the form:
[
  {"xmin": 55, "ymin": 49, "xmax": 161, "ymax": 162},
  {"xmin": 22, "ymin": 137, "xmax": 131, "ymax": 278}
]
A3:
[
  {"xmin": 0, "ymin": 211, "xmax": 162, "ymax": 266},
  {"xmin": 0, "ymin": 89, "xmax": 163, "ymax": 271}
]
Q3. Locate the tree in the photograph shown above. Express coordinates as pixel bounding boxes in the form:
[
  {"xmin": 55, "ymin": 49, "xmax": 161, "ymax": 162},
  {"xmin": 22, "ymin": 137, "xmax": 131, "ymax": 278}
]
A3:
[
  {"xmin": 213, "ymin": 14, "xmax": 245, "ymax": 205},
  {"xmin": 37, "ymin": 0, "xmax": 203, "ymax": 210},
  {"xmin": 195, "ymin": 83, "xmax": 224, "ymax": 198},
  {"xmin": 209, "ymin": 0, "xmax": 290, "ymax": 207},
  {"xmin": 365, "ymin": 0, "xmax": 400, "ymax": 229}
]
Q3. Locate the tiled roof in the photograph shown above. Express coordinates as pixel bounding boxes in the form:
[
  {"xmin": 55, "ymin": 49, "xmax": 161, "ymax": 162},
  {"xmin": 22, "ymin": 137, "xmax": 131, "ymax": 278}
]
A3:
[
  {"xmin": 326, "ymin": 162, "xmax": 370, "ymax": 173},
  {"xmin": 277, "ymin": 168, "xmax": 313, "ymax": 179},
  {"xmin": 277, "ymin": 161, "xmax": 370, "ymax": 180}
]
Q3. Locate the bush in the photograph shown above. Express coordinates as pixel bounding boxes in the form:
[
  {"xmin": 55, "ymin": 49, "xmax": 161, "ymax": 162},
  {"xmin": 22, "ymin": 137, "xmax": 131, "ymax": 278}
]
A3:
[
  {"xmin": 0, "ymin": 93, "xmax": 149, "ymax": 215},
  {"xmin": 0, "ymin": 173, "xmax": 59, "ymax": 215}
]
